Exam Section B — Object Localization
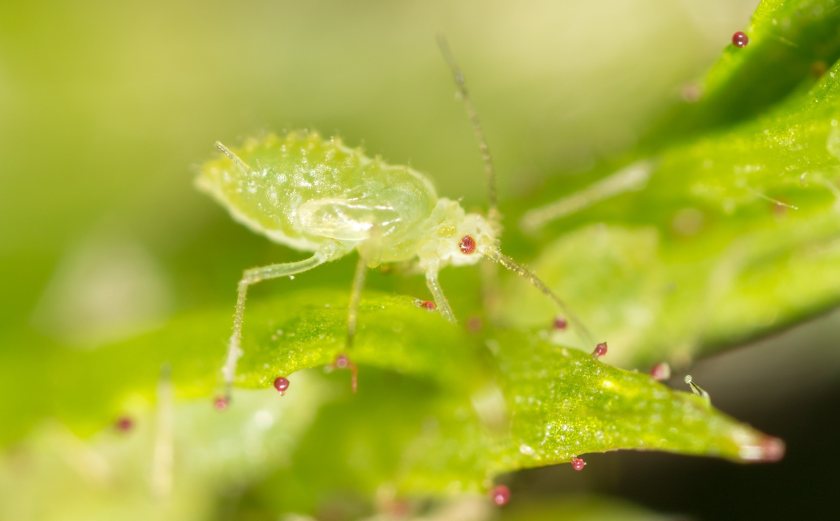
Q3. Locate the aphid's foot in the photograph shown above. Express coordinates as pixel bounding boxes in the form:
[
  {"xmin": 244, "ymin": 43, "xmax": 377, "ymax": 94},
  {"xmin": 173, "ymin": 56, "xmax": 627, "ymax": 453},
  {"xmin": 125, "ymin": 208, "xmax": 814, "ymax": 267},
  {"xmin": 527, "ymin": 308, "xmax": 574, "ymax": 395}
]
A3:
[
  {"xmin": 213, "ymin": 395, "xmax": 230, "ymax": 411},
  {"xmin": 649, "ymin": 362, "xmax": 671, "ymax": 381},
  {"xmin": 592, "ymin": 342, "xmax": 608, "ymax": 358},
  {"xmin": 334, "ymin": 353, "xmax": 358, "ymax": 393},
  {"xmin": 490, "ymin": 484, "xmax": 510, "ymax": 506},
  {"xmin": 570, "ymin": 456, "xmax": 587, "ymax": 471},
  {"xmin": 273, "ymin": 376, "xmax": 290, "ymax": 395}
]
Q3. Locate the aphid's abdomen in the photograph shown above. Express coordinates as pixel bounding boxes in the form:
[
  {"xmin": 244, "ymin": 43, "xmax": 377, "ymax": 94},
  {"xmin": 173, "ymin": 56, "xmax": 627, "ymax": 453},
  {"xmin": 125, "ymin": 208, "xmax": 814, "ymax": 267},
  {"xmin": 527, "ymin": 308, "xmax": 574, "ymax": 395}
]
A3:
[{"xmin": 197, "ymin": 131, "xmax": 438, "ymax": 257}]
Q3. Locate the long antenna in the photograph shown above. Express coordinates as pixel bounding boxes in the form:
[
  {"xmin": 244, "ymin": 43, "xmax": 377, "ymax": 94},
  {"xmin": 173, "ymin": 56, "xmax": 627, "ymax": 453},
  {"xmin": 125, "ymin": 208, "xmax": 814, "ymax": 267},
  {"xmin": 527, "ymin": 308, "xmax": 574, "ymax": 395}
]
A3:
[
  {"xmin": 487, "ymin": 250, "xmax": 596, "ymax": 348},
  {"xmin": 437, "ymin": 35, "xmax": 500, "ymax": 225}
]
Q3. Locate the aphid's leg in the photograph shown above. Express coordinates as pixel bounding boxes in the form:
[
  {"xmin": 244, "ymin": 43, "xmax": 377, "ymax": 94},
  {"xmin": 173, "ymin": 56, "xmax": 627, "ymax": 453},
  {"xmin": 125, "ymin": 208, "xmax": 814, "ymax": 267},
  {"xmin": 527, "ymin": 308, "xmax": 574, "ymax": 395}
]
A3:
[
  {"xmin": 345, "ymin": 254, "xmax": 367, "ymax": 351},
  {"xmin": 487, "ymin": 250, "xmax": 596, "ymax": 348},
  {"xmin": 425, "ymin": 268, "xmax": 456, "ymax": 323},
  {"xmin": 151, "ymin": 364, "xmax": 173, "ymax": 500},
  {"xmin": 222, "ymin": 254, "xmax": 326, "ymax": 401},
  {"xmin": 337, "ymin": 255, "xmax": 367, "ymax": 393},
  {"xmin": 520, "ymin": 160, "xmax": 653, "ymax": 232}
]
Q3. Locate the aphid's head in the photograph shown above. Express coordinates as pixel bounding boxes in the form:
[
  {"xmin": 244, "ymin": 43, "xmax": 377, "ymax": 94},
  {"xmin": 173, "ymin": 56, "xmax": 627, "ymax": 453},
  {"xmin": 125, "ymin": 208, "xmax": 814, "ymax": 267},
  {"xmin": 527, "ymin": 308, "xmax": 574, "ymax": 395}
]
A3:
[{"xmin": 417, "ymin": 199, "xmax": 498, "ymax": 269}]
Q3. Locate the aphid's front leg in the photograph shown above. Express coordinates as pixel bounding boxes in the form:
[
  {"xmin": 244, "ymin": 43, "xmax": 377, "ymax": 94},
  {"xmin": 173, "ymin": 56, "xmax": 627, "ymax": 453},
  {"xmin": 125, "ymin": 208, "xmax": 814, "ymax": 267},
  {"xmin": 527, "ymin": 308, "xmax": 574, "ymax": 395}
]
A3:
[
  {"xmin": 425, "ymin": 268, "xmax": 456, "ymax": 323},
  {"xmin": 221, "ymin": 254, "xmax": 326, "ymax": 403}
]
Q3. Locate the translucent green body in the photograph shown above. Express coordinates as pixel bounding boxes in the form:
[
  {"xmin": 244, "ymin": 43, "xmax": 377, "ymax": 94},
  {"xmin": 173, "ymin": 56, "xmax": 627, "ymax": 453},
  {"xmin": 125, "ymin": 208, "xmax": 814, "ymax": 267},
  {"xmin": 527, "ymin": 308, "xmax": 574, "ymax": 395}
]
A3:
[{"xmin": 198, "ymin": 131, "xmax": 497, "ymax": 267}]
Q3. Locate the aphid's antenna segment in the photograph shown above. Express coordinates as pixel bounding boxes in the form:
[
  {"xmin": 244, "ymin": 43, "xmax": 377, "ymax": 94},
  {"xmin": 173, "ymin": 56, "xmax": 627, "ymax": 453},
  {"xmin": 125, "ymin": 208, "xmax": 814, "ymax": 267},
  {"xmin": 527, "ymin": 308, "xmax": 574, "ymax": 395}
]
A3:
[
  {"xmin": 486, "ymin": 250, "xmax": 595, "ymax": 347},
  {"xmin": 215, "ymin": 141, "xmax": 251, "ymax": 174},
  {"xmin": 437, "ymin": 35, "xmax": 500, "ymax": 226}
]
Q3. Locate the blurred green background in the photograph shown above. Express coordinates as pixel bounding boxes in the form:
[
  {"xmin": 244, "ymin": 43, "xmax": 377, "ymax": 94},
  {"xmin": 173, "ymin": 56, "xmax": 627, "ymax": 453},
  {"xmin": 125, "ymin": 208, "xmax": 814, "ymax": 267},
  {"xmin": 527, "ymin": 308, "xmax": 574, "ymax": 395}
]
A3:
[
  {"xmin": 2, "ymin": 0, "xmax": 840, "ymax": 519},
  {"xmin": 0, "ymin": 0, "xmax": 757, "ymax": 332}
]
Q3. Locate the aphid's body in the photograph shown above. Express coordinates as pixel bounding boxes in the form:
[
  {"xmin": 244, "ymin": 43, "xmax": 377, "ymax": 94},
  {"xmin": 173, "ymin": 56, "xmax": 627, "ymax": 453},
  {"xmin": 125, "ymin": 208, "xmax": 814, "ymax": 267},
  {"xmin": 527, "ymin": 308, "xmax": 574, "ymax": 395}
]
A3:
[{"xmin": 198, "ymin": 132, "xmax": 496, "ymax": 273}]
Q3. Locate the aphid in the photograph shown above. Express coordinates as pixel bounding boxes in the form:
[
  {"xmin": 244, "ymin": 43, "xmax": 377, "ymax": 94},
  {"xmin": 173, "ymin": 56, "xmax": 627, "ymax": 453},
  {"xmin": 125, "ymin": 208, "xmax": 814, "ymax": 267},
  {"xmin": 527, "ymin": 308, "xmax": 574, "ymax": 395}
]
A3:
[
  {"xmin": 273, "ymin": 376, "xmax": 290, "ymax": 394},
  {"xmin": 731, "ymin": 31, "xmax": 749, "ymax": 48},
  {"xmin": 197, "ymin": 38, "xmax": 594, "ymax": 403},
  {"xmin": 490, "ymin": 484, "xmax": 511, "ymax": 506},
  {"xmin": 570, "ymin": 456, "xmax": 587, "ymax": 471}
]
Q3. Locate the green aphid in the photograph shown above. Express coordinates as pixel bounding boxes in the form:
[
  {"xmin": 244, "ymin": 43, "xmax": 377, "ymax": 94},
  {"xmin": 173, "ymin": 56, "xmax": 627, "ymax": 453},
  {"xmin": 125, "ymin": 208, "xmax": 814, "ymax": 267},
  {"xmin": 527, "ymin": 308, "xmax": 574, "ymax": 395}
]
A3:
[{"xmin": 197, "ymin": 43, "xmax": 593, "ymax": 402}]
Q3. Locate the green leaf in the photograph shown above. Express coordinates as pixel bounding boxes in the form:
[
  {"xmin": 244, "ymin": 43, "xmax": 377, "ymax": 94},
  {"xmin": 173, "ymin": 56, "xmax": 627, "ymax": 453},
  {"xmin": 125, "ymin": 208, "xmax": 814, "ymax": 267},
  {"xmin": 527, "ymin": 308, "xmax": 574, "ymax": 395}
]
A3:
[
  {"xmin": 646, "ymin": 0, "xmax": 840, "ymax": 144},
  {"xmin": 1, "ymin": 289, "xmax": 780, "ymax": 516},
  {"xmin": 224, "ymin": 317, "xmax": 781, "ymax": 514},
  {"xmin": 508, "ymin": 58, "xmax": 840, "ymax": 367}
]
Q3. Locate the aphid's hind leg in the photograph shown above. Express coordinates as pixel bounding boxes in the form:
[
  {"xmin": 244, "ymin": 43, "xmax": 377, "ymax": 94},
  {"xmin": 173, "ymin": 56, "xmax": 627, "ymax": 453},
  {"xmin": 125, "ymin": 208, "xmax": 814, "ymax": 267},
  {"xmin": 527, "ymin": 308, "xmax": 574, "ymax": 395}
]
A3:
[
  {"xmin": 222, "ymin": 254, "xmax": 326, "ymax": 403},
  {"xmin": 338, "ymin": 254, "xmax": 367, "ymax": 392},
  {"xmin": 425, "ymin": 268, "xmax": 456, "ymax": 323}
]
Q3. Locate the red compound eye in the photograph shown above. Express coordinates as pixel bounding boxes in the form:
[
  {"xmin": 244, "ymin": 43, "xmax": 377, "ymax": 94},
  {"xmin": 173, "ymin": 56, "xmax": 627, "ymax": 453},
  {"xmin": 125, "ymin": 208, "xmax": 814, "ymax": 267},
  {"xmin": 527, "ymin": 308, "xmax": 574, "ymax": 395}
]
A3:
[
  {"xmin": 571, "ymin": 457, "xmax": 587, "ymax": 471},
  {"xmin": 458, "ymin": 235, "xmax": 476, "ymax": 254},
  {"xmin": 732, "ymin": 31, "xmax": 749, "ymax": 47}
]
